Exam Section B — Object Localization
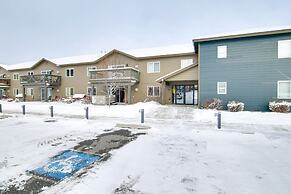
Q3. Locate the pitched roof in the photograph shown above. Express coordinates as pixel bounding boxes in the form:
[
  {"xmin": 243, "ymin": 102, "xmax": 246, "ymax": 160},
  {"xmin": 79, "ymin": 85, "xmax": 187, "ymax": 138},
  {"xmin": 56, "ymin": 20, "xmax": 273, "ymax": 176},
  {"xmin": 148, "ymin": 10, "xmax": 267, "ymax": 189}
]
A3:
[
  {"xmin": 1, "ymin": 44, "xmax": 194, "ymax": 71},
  {"xmin": 192, "ymin": 25, "xmax": 291, "ymax": 43},
  {"xmin": 156, "ymin": 63, "xmax": 198, "ymax": 83}
]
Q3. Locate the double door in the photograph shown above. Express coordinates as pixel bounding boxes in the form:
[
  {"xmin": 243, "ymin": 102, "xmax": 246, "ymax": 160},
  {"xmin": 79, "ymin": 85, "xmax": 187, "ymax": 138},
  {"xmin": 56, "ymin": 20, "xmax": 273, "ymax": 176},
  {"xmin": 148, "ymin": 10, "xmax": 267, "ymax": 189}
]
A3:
[{"xmin": 174, "ymin": 85, "xmax": 198, "ymax": 105}]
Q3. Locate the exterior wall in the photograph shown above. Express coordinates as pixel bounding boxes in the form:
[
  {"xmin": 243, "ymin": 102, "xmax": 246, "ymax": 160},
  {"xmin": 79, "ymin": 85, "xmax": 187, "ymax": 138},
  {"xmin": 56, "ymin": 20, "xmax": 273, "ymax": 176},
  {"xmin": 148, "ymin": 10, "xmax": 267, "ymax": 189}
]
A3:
[
  {"xmin": 167, "ymin": 66, "xmax": 198, "ymax": 81},
  {"xmin": 199, "ymin": 33, "xmax": 291, "ymax": 111}
]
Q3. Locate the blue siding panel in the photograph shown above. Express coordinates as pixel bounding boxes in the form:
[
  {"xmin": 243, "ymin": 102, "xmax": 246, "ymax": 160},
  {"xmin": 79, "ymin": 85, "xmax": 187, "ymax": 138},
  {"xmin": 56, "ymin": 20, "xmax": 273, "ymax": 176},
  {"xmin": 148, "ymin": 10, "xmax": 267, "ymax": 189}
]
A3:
[{"xmin": 199, "ymin": 33, "xmax": 291, "ymax": 111}]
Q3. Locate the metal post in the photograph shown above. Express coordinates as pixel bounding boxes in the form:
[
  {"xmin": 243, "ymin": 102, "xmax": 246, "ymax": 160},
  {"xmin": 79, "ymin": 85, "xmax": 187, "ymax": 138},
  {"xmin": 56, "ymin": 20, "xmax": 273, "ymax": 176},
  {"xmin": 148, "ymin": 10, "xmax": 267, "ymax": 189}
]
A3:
[
  {"xmin": 22, "ymin": 105, "xmax": 25, "ymax": 115},
  {"xmin": 139, "ymin": 109, "xmax": 144, "ymax": 123},
  {"xmin": 217, "ymin": 112, "xmax": 221, "ymax": 129},
  {"xmin": 85, "ymin": 107, "xmax": 89, "ymax": 120},
  {"xmin": 49, "ymin": 106, "xmax": 54, "ymax": 117},
  {"xmin": 0, "ymin": 104, "xmax": 2, "ymax": 113}
]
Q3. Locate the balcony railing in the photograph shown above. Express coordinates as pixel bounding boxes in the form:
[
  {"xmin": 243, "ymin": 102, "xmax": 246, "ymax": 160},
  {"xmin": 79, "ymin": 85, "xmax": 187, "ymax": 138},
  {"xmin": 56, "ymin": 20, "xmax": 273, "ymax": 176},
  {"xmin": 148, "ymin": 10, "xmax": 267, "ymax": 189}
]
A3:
[
  {"xmin": 20, "ymin": 75, "xmax": 61, "ymax": 86},
  {"xmin": 89, "ymin": 67, "xmax": 140, "ymax": 85},
  {"xmin": 0, "ymin": 78, "xmax": 10, "ymax": 87}
]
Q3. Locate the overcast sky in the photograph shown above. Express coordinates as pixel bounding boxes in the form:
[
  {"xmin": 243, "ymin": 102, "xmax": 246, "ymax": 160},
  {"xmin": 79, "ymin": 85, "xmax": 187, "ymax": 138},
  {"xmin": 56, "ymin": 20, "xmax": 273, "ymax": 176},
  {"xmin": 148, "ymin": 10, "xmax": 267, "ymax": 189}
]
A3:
[{"xmin": 0, "ymin": 0, "xmax": 290, "ymax": 64}]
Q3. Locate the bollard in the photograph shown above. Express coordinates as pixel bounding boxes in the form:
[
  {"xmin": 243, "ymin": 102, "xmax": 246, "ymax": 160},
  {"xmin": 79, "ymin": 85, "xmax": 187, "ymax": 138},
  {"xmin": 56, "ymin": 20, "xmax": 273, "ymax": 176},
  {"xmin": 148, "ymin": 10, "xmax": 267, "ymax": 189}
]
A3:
[
  {"xmin": 139, "ymin": 109, "xmax": 144, "ymax": 123},
  {"xmin": 85, "ymin": 107, "xmax": 89, "ymax": 120},
  {"xmin": 217, "ymin": 111, "xmax": 221, "ymax": 129},
  {"xmin": 22, "ymin": 105, "xmax": 25, "ymax": 115},
  {"xmin": 0, "ymin": 104, "xmax": 2, "ymax": 113},
  {"xmin": 49, "ymin": 106, "xmax": 54, "ymax": 117}
]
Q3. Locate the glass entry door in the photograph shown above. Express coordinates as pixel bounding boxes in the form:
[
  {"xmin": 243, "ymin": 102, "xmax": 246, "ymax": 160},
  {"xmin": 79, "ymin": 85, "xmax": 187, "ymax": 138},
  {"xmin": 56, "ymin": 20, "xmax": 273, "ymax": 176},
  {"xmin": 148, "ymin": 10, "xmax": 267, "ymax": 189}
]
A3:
[{"xmin": 174, "ymin": 85, "xmax": 197, "ymax": 105}]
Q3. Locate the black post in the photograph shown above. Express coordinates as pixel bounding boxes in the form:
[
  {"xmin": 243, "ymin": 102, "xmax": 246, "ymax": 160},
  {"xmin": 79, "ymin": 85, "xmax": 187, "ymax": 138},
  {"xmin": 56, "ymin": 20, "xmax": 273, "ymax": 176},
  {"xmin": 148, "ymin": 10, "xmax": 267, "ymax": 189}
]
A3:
[
  {"xmin": 49, "ymin": 106, "xmax": 54, "ymax": 117},
  {"xmin": 22, "ymin": 105, "xmax": 25, "ymax": 115},
  {"xmin": 0, "ymin": 104, "xmax": 2, "ymax": 113},
  {"xmin": 85, "ymin": 107, "xmax": 89, "ymax": 120},
  {"xmin": 140, "ymin": 109, "xmax": 144, "ymax": 123},
  {"xmin": 217, "ymin": 112, "xmax": 221, "ymax": 129}
]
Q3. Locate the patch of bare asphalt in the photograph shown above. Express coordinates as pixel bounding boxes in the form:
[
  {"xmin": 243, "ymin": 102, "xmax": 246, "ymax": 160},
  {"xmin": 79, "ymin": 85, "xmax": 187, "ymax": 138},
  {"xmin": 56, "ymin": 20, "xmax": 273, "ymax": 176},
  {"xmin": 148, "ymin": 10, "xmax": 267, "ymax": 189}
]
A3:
[{"xmin": 0, "ymin": 129, "xmax": 146, "ymax": 194}]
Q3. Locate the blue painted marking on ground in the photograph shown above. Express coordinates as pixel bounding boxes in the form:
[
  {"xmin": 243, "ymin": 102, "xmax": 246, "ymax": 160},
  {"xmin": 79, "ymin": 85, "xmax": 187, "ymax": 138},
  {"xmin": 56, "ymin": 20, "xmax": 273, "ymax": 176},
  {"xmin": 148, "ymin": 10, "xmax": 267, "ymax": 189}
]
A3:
[{"xmin": 32, "ymin": 150, "xmax": 101, "ymax": 181}]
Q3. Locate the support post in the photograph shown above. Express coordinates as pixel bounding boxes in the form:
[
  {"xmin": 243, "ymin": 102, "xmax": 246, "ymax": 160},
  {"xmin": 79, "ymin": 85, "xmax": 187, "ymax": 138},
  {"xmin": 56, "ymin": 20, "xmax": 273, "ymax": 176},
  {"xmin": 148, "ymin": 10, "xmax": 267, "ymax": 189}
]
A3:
[
  {"xmin": 139, "ymin": 109, "xmax": 144, "ymax": 123},
  {"xmin": 49, "ymin": 106, "xmax": 54, "ymax": 117},
  {"xmin": 22, "ymin": 105, "xmax": 25, "ymax": 115},
  {"xmin": 23, "ymin": 86, "xmax": 26, "ymax": 102},
  {"xmin": 0, "ymin": 104, "xmax": 2, "ymax": 113},
  {"xmin": 44, "ymin": 84, "xmax": 48, "ymax": 102},
  {"xmin": 85, "ymin": 107, "xmax": 89, "ymax": 120},
  {"xmin": 217, "ymin": 112, "xmax": 221, "ymax": 129},
  {"xmin": 127, "ymin": 85, "xmax": 131, "ymax": 104}
]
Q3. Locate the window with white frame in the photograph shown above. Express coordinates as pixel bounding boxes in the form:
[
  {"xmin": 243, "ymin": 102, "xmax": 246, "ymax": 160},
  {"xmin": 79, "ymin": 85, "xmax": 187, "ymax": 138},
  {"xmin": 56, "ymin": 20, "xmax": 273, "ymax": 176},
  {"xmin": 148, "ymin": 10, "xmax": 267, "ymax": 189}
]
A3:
[
  {"xmin": 87, "ymin": 66, "xmax": 97, "ymax": 76},
  {"xmin": 13, "ymin": 73, "xmax": 19, "ymax": 80},
  {"xmin": 278, "ymin": 80, "xmax": 291, "ymax": 99},
  {"xmin": 26, "ymin": 88, "xmax": 33, "ymax": 96},
  {"xmin": 217, "ymin": 45, "xmax": 227, "ymax": 58},
  {"xmin": 65, "ymin": 87, "xmax": 74, "ymax": 97},
  {"xmin": 147, "ymin": 62, "xmax": 160, "ymax": 73},
  {"xmin": 41, "ymin": 70, "xmax": 52, "ymax": 75},
  {"xmin": 87, "ymin": 87, "xmax": 97, "ymax": 96},
  {"xmin": 147, "ymin": 86, "xmax": 160, "ymax": 97},
  {"xmin": 27, "ymin": 71, "xmax": 34, "ymax": 75},
  {"xmin": 217, "ymin": 82, "xmax": 227, "ymax": 94},
  {"xmin": 66, "ymin": 68, "xmax": 74, "ymax": 77},
  {"xmin": 181, "ymin": 59, "xmax": 193, "ymax": 68},
  {"xmin": 278, "ymin": 40, "xmax": 291, "ymax": 58},
  {"xmin": 108, "ymin": 64, "xmax": 127, "ymax": 69},
  {"xmin": 13, "ymin": 88, "xmax": 19, "ymax": 96}
]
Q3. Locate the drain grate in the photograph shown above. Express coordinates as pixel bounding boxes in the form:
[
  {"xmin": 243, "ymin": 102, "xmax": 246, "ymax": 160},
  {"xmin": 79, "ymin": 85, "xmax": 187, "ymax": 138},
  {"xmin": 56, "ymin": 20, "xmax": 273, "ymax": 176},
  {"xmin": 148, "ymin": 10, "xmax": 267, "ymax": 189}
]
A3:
[{"xmin": 31, "ymin": 150, "xmax": 101, "ymax": 181}]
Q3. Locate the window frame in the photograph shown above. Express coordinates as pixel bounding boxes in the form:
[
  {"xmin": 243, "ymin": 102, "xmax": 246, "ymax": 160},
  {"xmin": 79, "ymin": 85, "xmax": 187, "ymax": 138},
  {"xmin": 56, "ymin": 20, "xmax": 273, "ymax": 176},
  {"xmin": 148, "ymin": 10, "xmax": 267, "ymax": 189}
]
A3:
[
  {"xmin": 217, "ymin": 45, "xmax": 227, "ymax": 59},
  {"xmin": 66, "ymin": 68, "xmax": 75, "ymax": 77},
  {"xmin": 27, "ymin": 71, "xmax": 34, "ymax": 75},
  {"xmin": 13, "ymin": 88, "xmax": 19, "ymax": 96},
  {"xmin": 181, "ymin": 59, "xmax": 194, "ymax": 68},
  {"xmin": 87, "ymin": 87, "xmax": 97, "ymax": 96},
  {"xmin": 65, "ymin": 87, "xmax": 74, "ymax": 97},
  {"xmin": 147, "ymin": 61, "xmax": 160, "ymax": 73},
  {"xmin": 26, "ymin": 88, "xmax": 34, "ymax": 96},
  {"xmin": 278, "ymin": 40, "xmax": 291, "ymax": 59},
  {"xmin": 41, "ymin": 70, "xmax": 52, "ymax": 75},
  {"xmin": 13, "ymin": 73, "xmax": 19, "ymax": 80},
  {"xmin": 277, "ymin": 80, "xmax": 291, "ymax": 99},
  {"xmin": 147, "ymin": 86, "xmax": 160, "ymax": 97},
  {"xmin": 217, "ymin": 82, "xmax": 227, "ymax": 95},
  {"xmin": 87, "ymin": 66, "xmax": 97, "ymax": 77}
]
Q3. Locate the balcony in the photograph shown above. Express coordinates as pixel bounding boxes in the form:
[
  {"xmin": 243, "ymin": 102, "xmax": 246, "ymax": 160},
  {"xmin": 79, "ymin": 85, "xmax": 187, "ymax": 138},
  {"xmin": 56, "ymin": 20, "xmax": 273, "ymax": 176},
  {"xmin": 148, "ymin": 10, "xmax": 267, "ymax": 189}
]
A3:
[
  {"xmin": 0, "ymin": 78, "xmax": 10, "ymax": 87},
  {"xmin": 89, "ymin": 67, "xmax": 140, "ymax": 85},
  {"xmin": 20, "ymin": 75, "xmax": 61, "ymax": 86}
]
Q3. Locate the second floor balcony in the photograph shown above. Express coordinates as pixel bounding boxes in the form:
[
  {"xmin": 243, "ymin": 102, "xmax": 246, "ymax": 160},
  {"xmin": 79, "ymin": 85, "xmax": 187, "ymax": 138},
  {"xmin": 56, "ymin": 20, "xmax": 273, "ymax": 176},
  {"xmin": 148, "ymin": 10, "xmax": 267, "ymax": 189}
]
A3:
[
  {"xmin": 89, "ymin": 67, "xmax": 140, "ymax": 85},
  {"xmin": 20, "ymin": 74, "xmax": 61, "ymax": 86},
  {"xmin": 0, "ymin": 78, "xmax": 10, "ymax": 87}
]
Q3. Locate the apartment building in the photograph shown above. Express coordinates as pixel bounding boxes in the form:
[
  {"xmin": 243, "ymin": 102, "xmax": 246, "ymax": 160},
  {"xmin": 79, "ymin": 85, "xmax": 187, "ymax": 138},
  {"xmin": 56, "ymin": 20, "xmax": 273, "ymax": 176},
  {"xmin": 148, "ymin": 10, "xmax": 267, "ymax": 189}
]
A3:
[
  {"xmin": 0, "ymin": 44, "xmax": 199, "ymax": 105},
  {"xmin": 193, "ymin": 26, "xmax": 291, "ymax": 111}
]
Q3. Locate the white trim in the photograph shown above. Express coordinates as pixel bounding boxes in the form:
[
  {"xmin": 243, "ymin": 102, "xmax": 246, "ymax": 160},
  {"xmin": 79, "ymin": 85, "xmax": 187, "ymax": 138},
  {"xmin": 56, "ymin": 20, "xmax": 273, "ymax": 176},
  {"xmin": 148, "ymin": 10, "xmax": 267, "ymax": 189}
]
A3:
[
  {"xmin": 278, "ymin": 40, "xmax": 291, "ymax": 59},
  {"xmin": 147, "ymin": 61, "xmax": 160, "ymax": 73},
  {"xmin": 217, "ymin": 82, "xmax": 227, "ymax": 94},
  {"xmin": 147, "ymin": 86, "xmax": 160, "ymax": 97},
  {"xmin": 41, "ymin": 70, "xmax": 52, "ymax": 75},
  {"xmin": 66, "ymin": 68, "xmax": 75, "ymax": 77},
  {"xmin": 87, "ymin": 66, "xmax": 97, "ymax": 77},
  {"xmin": 217, "ymin": 45, "xmax": 227, "ymax": 59},
  {"xmin": 277, "ymin": 80, "xmax": 291, "ymax": 99},
  {"xmin": 26, "ymin": 88, "xmax": 34, "ymax": 96},
  {"xmin": 13, "ymin": 88, "xmax": 20, "ymax": 96},
  {"xmin": 65, "ymin": 87, "xmax": 75, "ymax": 97}
]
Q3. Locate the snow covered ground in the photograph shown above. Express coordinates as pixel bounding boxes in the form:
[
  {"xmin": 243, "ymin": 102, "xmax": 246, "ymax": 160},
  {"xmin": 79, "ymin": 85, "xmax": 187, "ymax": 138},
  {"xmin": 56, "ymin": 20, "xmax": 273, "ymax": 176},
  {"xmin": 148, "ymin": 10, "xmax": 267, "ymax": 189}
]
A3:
[{"xmin": 0, "ymin": 101, "xmax": 291, "ymax": 194}]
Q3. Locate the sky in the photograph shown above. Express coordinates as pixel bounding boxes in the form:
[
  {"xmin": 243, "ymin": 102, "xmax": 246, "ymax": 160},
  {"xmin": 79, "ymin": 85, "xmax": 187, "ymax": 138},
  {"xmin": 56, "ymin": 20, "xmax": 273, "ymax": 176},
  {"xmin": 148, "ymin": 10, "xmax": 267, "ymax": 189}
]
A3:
[{"xmin": 0, "ymin": 0, "xmax": 290, "ymax": 64}]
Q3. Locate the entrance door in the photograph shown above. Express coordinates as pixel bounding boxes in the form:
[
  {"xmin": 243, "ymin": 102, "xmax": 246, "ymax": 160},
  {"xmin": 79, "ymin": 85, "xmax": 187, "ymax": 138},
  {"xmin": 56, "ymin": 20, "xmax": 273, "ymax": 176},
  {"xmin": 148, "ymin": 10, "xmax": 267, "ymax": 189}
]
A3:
[
  {"xmin": 0, "ymin": 89, "xmax": 4, "ymax": 97},
  {"xmin": 114, "ymin": 87, "xmax": 125, "ymax": 103},
  {"xmin": 174, "ymin": 85, "xmax": 195, "ymax": 105},
  {"xmin": 41, "ymin": 88, "xmax": 53, "ymax": 101}
]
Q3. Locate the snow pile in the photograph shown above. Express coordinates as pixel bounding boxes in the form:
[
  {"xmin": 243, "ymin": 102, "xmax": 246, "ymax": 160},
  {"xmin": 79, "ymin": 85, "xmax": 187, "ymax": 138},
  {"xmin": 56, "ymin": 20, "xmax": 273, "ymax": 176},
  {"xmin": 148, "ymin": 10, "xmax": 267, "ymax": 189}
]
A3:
[
  {"xmin": 269, "ymin": 101, "xmax": 290, "ymax": 113},
  {"xmin": 227, "ymin": 101, "xmax": 244, "ymax": 112}
]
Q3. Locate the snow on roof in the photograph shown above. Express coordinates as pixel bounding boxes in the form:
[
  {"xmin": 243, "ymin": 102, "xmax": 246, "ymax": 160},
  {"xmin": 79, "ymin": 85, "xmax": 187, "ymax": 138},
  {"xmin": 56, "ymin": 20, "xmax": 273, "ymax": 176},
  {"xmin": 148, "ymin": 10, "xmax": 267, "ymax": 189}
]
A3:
[
  {"xmin": 2, "ymin": 44, "xmax": 194, "ymax": 71},
  {"xmin": 193, "ymin": 25, "xmax": 291, "ymax": 42}
]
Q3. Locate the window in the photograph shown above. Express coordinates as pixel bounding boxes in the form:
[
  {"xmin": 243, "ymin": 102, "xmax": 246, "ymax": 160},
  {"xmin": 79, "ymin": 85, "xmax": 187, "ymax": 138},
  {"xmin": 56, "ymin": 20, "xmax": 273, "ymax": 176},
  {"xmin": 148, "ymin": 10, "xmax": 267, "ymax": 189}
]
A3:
[
  {"xmin": 41, "ymin": 70, "xmax": 52, "ymax": 75},
  {"xmin": 87, "ymin": 66, "xmax": 97, "ymax": 76},
  {"xmin": 181, "ymin": 59, "xmax": 193, "ymax": 68},
  {"xmin": 66, "ymin": 68, "xmax": 74, "ymax": 77},
  {"xmin": 217, "ymin": 82, "xmax": 227, "ymax": 94},
  {"xmin": 13, "ymin": 73, "xmax": 19, "ymax": 80},
  {"xmin": 13, "ymin": 88, "xmax": 19, "ymax": 96},
  {"xmin": 87, "ymin": 87, "xmax": 97, "ymax": 96},
  {"xmin": 27, "ymin": 71, "xmax": 34, "ymax": 75},
  {"xmin": 147, "ymin": 62, "xmax": 160, "ymax": 73},
  {"xmin": 26, "ymin": 88, "xmax": 33, "ymax": 96},
  {"xmin": 278, "ymin": 40, "xmax": 291, "ymax": 58},
  {"xmin": 108, "ymin": 64, "xmax": 127, "ymax": 69},
  {"xmin": 147, "ymin": 86, "xmax": 160, "ymax": 97},
  {"xmin": 217, "ymin": 45, "xmax": 227, "ymax": 58},
  {"xmin": 278, "ymin": 81, "xmax": 291, "ymax": 99},
  {"xmin": 65, "ymin": 87, "xmax": 74, "ymax": 97}
]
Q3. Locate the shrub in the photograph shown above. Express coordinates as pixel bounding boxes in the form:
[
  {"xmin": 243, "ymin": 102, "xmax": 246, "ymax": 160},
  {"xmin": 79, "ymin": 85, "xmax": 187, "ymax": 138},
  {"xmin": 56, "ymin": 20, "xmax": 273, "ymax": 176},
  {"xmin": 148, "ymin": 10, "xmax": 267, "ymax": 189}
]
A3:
[
  {"xmin": 227, "ymin": 101, "xmax": 244, "ymax": 112},
  {"xmin": 269, "ymin": 101, "xmax": 290, "ymax": 113},
  {"xmin": 202, "ymin": 98, "xmax": 223, "ymax": 110}
]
